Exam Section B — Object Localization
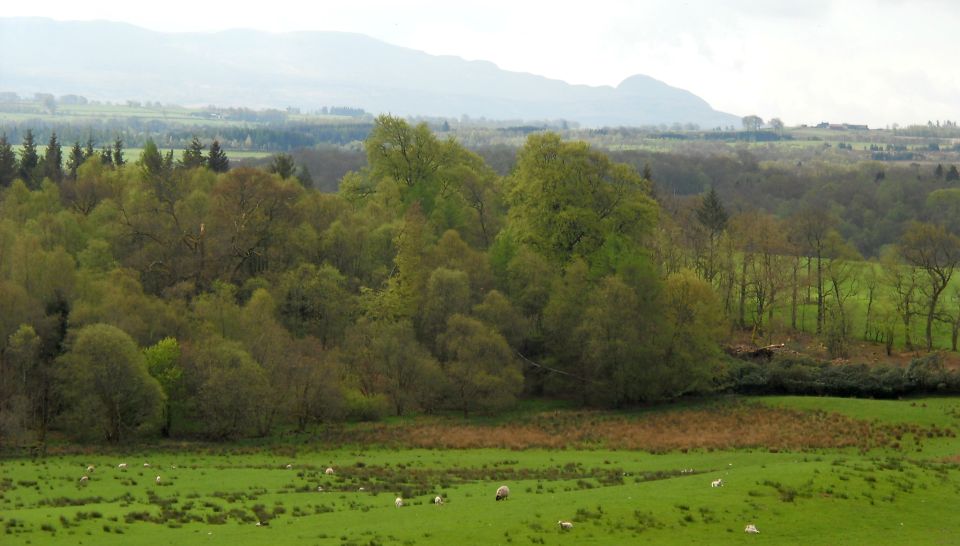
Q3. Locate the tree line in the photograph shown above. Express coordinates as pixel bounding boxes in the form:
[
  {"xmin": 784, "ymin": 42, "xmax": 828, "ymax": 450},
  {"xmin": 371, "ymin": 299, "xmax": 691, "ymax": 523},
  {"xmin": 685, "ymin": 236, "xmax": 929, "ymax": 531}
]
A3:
[
  {"xmin": 5, "ymin": 114, "xmax": 960, "ymax": 448},
  {"xmin": 0, "ymin": 116, "xmax": 726, "ymax": 446}
]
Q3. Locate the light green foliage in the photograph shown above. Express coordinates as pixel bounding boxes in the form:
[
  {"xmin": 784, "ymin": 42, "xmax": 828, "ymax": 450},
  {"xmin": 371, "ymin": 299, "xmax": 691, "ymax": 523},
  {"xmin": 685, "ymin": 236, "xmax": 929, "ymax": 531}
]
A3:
[
  {"xmin": 506, "ymin": 132, "xmax": 657, "ymax": 268},
  {"xmin": 143, "ymin": 337, "xmax": 182, "ymax": 436},
  {"xmin": 56, "ymin": 323, "xmax": 165, "ymax": 442},
  {"xmin": 71, "ymin": 268, "xmax": 183, "ymax": 347},
  {"xmin": 366, "ymin": 114, "xmax": 458, "ymax": 213},
  {"xmin": 657, "ymin": 270, "xmax": 726, "ymax": 396}
]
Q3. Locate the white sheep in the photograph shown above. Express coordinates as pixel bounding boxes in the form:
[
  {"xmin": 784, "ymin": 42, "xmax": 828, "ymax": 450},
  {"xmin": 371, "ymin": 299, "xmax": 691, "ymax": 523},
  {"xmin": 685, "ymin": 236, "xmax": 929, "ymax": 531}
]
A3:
[
  {"xmin": 325, "ymin": 467, "xmax": 335, "ymax": 475},
  {"xmin": 79, "ymin": 475, "xmax": 89, "ymax": 483},
  {"xmin": 558, "ymin": 520, "xmax": 573, "ymax": 530},
  {"xmin": 744, "ymin": 524, "xmax": 760, "ymax": 534},
  {"xmin": 117, "ymin": 463, "xmax": 128, "ymax": 470},
  {"xmin": 395, "ymin": 497, "xmax": 404, "ymax": 508},
  {"xmin": 434, "ymin": 496, "xmax": 443, "ymax": 505},
  {"xmin": 285, "ymin": 464, "xmax": 293, "ymax": 469},
  {"xmin": 711, "ymin": 478, "xmax": 724, "ymax": 488},
  {"xmin": 495, "ymin": 485, "xmax": 510, "ymax": 501},
  {"xmin": 143, "ymin": 463, "xmax": 151, "ymax": 468},
  {"xmin": 317, "ymin": 486, "xmax": 324, "ymax": 492},
  {"xmin": 155, "ymin": 475, "xmax": 161, "ymax": 484},
  {"xmin": 86, "ymin": 465, "xmax": 95, "ymax": 473}
]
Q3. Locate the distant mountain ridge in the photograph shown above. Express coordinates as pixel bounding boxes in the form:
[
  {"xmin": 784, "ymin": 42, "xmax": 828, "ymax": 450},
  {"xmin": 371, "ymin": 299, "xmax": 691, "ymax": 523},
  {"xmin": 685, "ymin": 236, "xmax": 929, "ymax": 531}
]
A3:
[{"xmin": 0, "ymin": 17, "xmax": 740, "ymax": 128}]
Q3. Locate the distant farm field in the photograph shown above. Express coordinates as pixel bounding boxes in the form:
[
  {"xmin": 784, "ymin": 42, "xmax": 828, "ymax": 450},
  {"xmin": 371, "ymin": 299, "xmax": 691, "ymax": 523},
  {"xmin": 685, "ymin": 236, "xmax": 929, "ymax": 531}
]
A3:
[{"xmin": 3, "ymin": 396, "xmax": 959, "ymax": 545}]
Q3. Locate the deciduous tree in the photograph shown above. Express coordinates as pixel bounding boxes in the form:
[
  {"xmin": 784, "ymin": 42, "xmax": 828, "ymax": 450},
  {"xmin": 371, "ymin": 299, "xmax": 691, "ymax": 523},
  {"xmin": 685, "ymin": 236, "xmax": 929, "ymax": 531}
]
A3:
[{"xmin": 57, "ymin": 324, "xmax": 165, "ymax": 442}]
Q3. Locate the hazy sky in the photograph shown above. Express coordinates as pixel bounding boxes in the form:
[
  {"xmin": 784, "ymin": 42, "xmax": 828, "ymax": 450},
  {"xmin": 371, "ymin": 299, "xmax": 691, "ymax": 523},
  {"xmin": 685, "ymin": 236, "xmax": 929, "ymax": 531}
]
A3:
[{"xmin": 6, "ymin": 0, "xmax": 959, "ymax": 127}]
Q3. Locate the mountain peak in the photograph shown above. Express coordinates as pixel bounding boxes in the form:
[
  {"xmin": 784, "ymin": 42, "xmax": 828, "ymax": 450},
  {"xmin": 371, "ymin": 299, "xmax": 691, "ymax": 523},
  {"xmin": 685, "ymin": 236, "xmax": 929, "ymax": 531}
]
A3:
[{"xmin": 0, "ymin": 17, "xmax": 740, "ymax": 128}]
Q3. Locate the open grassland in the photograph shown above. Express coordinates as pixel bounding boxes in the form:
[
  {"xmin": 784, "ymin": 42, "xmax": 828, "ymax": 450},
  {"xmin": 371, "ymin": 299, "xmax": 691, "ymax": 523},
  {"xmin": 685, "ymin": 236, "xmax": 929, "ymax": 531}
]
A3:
[{"xmin": 3, "ymin": 397, "xmax": 960, "ymax": 545}]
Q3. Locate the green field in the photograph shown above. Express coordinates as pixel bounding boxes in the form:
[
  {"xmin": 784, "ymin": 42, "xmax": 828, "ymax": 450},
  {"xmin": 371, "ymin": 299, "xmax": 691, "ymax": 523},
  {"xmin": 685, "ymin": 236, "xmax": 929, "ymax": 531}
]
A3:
[{"xmin": 3, "ymin": 396, "xmax": 959, "ymax": 545}]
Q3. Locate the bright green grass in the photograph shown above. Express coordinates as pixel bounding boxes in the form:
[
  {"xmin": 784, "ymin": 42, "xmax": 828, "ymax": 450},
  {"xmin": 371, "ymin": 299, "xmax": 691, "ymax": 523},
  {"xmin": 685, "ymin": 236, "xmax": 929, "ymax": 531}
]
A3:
[{"xmin": 3, "ymin": 396, "xmax": 960, "ymax": 545}]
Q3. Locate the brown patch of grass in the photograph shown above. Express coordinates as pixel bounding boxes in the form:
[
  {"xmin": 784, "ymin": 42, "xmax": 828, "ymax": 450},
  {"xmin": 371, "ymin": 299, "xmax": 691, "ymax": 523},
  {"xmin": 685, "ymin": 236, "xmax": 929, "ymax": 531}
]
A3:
[{"xmin": 318, "ymin": 402, "xmax": 951, "ymax": 452}]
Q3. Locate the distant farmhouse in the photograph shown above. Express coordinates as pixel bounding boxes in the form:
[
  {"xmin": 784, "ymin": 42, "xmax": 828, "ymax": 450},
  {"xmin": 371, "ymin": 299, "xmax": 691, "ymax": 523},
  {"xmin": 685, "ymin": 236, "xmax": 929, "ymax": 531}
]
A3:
[{"xmin": 815, "ymin": 122, "xmax": 869, "ymax": 130}]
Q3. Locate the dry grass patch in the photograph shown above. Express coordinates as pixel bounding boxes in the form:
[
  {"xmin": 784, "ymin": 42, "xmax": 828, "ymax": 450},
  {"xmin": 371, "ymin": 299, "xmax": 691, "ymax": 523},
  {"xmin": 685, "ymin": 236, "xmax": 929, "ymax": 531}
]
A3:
[{"xmin": 320, "ymin": 402, "xmax": 952, "ymax": 452}]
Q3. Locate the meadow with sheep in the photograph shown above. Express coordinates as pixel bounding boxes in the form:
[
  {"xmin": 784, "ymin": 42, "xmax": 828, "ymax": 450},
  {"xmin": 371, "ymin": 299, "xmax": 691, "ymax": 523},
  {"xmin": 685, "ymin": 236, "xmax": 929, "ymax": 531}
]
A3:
[{"xmin": 3, "ymin": 396, "xmax": 960, "ymax": 545}]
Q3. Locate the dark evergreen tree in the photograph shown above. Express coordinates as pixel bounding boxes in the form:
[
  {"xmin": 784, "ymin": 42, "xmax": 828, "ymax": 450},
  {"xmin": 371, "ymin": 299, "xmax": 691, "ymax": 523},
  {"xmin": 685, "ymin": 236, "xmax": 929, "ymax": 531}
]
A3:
[
  {"xmin": 113, "ymin": 136, "xmax": 125, "ymax": 167},
  {"xmin": 179, "ymin": 136, "xmax": 206, "ymax": 169},
  {"xmin": 84, "ymin": 136, "xmax": 95, "ymax": 160},
  {"xmin": 43, "ymin": 132, "xmax": 63, "ymax": 183},
  {"xmin": 947, "ymin": 165, "xmax": 960, "ymax": 182},
  {"xmin": 101, "ymin": 146, "xmax": 113, "ymax": 166},
  {"xmin": 268, "ymin": 153, "xmax": 295, "ymax": 179},
  {"xmin": 207, "ymin": 139, "xmax": 229, "ymax": 173},
  {"xmin": 67, "ymin": 141, "xmax": 85, "ymax": 179},
  {"xmin": 0, "ymin": 133, "xmax": 17, "ymax": 187},
  {"xmin": 296, "ymin": 164, "xmax": 313, "ymax": 188},
  {"xmin": 696, "ymin": 186, "xmax": 728, "ymax": 234},
  {"xmin": 935, "ymin": 163, "xmax": 945, "ymax": 179},
  {"xmin": 139, "ymin": 139, "xmax": 164, "ymax": 176},
  {"xmin": 163, "ymin": 149, "xmax": 175, "ymax": 172},
  {"xmin": 19, "ymin": 129, "xmax": 39, "ymax": 185}
]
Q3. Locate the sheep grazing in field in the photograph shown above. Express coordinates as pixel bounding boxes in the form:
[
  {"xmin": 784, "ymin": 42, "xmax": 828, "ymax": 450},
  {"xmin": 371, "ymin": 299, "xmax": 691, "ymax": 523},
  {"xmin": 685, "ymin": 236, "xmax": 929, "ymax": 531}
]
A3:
[
  {"xmin": 558, "ymin": 520, "xmax": 574, "ymax": 530},
  {"xmin": 395, "ymin": 497, "xmax": 404, "ymax": 508},
  {"xmin": 285, "ymin": 464, "xmax": 293, "ymax": 469},
  {"xmin": 143, "ymin": 463, "xmax": 151, "ymax": 468},
  {"xmin": 317, "ymin": 486, "xmax": 324, "ymax": 492},
  {"xmin": 79, "ymin": 475, "xmax": 89, "ymax": 483},
  {"xmin": 86, "ymin": 465, "xmax": 95, "ymax": 473},
  {"xmin": 744, "ymin": 524, "xmax": 760, "ymax": 534},
  {"xmin": 325, "ymin": 467, "xmax": 335, "ymax": 475},
  {"xmin": 256, "ymin": 520, "xmax": 269, "ymax": 527},
  {"xmin": 711, "ymin": 478, "xmax": 724, "ymax": 488},
  {"xmin": 155, "ymin": 475, "xmax": 161, "ymax": 485},
  {"xmin": 117, "ymin": 463, "xmax": 128, "ymax": 470},
  {"xmin": 434, "ymin": 496, "xmax": 444, "ymax": 505},
  {"xmin": 496, "ymin": 485, "xmax": 510, "ymax": 501}
]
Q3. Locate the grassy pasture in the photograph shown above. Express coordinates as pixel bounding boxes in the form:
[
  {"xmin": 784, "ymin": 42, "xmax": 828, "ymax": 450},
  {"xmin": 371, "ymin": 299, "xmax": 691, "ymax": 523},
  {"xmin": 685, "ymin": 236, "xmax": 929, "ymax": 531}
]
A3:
[{"xmin": 2, "ymin": 397, "xmax": 960, "ymax": 545}]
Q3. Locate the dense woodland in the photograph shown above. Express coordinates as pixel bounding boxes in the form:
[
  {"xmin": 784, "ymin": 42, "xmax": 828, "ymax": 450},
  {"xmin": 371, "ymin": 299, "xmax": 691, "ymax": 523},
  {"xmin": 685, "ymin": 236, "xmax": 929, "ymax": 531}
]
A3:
[{"xmin": 2, "ymin": 115, "xmax": 960, "ymax": 447}]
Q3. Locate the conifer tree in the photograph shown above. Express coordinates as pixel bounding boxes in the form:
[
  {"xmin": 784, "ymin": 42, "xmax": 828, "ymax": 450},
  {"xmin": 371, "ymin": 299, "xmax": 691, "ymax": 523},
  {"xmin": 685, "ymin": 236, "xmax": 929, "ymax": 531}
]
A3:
[
  {"xmin": 179, "ymin": 136, "xmax": 206, "ymax": 169},
  {"xmin": 113, "ymin": 136, "xmax": 125, "ymax": 167},
  {"xmin": 67, "ymin": 141, "xmax": 85, "ymax": 178},
  {"xmin": 207, "ymin": 139, "xmax": 229, "ymax": 173},
  {"xmin": 43, "ymin": 132, "xmax": 63, "ymax": 182},
  {"xmin": 0, "ymin": 133, "xmax": 17, "ymax": 187},
  {"xmin": 696, "ymin": 186, "xmax": 728, "ymax": 235},
  {"xmin": 101, "ymin": 146, "xmax": 113, "ymax": 166},
  {"xmin": 19, "ymin": 129, "xmax": 39, "ymax": 185}
]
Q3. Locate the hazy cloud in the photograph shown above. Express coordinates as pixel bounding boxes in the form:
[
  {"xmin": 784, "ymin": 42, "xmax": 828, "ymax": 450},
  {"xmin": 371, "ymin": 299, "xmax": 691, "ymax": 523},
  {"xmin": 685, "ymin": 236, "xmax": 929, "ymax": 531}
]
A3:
[{"xmin": 3, "ymin": 0, "xmax": 958, "ymax": 126}]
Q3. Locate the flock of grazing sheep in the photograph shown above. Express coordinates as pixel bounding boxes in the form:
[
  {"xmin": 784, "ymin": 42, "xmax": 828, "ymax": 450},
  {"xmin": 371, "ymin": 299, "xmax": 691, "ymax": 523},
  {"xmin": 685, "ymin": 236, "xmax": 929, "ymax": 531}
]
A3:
[{"xmin": 73, "ymin": 461, "xmax": 763, "ymax": 535}]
